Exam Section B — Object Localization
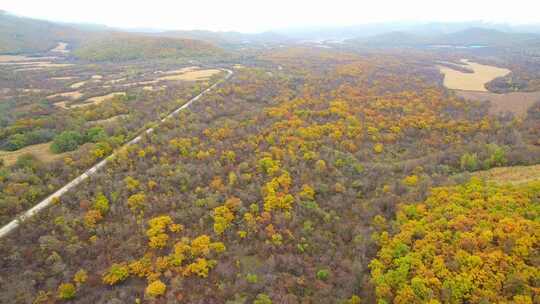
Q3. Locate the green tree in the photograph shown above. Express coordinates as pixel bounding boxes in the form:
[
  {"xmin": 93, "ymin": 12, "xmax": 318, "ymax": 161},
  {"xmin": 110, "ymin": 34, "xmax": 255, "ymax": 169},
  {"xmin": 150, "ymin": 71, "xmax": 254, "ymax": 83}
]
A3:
[{"xmin": 51, "ymin": 131, "xmax": 84, "ymax": 153}]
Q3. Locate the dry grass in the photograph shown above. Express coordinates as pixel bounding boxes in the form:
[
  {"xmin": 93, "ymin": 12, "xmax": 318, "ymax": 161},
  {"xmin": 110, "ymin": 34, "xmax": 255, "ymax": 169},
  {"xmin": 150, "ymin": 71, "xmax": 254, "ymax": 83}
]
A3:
[
  {"xmin": 71, "ymin": 92, "xmax": 126, "ymax": 108},
  {"xmin": 157, "ymin": 69, "xmax": 221, "ymax": 81},
  {"xmin": 438, "ymin": 59, "xmax": 510, "ymax": 92},
  {"xmin": 107, "ymin": 77, "xmax": 126, "ymax": 84},
  {"xmin": 86, "ymin": 114, "xmax": 128, "ymax": 126},
  {"xmin": 155, "ymin": 66, "xmax": 198, "ymax": 75},
  {"xmin": 91, "ymin": 75, "xmax": 103, "ymax": 80},
  {"xmin": 47, "ymin": 91, "xmax": 83, "ymax": 100},
  {"xmin": 52, "ymin": 76, "xmax": 77, "ymax": 80},
  {"xmin": 0, "ymin": 142, "xmax": 65, "ymax": 166},
  {"xmin": 472, "ymin": 164, "xmax": 540, "ymax": 184},
  {"xmin": 70, "ymin": 81, "xmax": 87, "ymax": 89},
  {"xmin": 0, "ymin": 55, "xmax": 56, "ymax": 62},
  {"xmin": 456, "ymin": 90, "xmax": 540, "ymax": 116},
  {"xmin": 53, "ymin": 101, "xmax": 69, "ymax": 109}
]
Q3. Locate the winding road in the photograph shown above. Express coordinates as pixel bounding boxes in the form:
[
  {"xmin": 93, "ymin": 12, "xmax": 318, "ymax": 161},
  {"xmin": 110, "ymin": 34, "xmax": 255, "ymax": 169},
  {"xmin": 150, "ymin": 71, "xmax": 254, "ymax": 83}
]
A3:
[{"xmin": 0, "ymin": 68, "xmax": 233, "ymax": 238}]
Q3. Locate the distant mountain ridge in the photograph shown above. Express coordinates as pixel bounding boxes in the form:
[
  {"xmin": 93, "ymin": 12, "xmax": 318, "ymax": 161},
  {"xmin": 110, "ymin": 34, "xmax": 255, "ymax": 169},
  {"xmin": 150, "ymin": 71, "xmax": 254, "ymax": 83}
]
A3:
[{"xmin": 349, "ymin": 27, "xmax": 540, "ymax": 48}]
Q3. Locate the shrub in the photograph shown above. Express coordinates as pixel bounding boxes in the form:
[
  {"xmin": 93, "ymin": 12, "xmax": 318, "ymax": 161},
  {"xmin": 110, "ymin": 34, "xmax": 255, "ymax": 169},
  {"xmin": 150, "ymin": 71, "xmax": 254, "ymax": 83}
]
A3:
[
  {"xmin": 246, "ymin": 273, "xmax": 258, "ymax": 284},
  {"xmin": 51, "ymin": 131, "xmax": 84, "ymax": 153},
  {"xmin": 145, "ymin": 280, "xmax": 166, "ymax": 297},
  {"xmin": 102, "ymin": 263, "xmax": 129, "ymax": 285},
  {"xmin": 460, "ymin": 152, "xmax": 479, "ymax": 171},
  {"xmin": 254, "ymin": 293, "xmax": 272, "ymax": 304},
  {"xmin": 57, "ymin": 283, "xmax": 76, "ymax": 300},
  {"xmin": 316, "ymin": 269, "xmax": 330, "ymax": 281},
  {"xmin": 73, "ymin": 269, "xmax": 88, "ymax": 285},
  {"xmin": 93, "ymin": 193, "xmax": 110, "ymax": 214},
  {"xmin": 85, "ymin": 127, "xmax": 107, "ymax": 143}
]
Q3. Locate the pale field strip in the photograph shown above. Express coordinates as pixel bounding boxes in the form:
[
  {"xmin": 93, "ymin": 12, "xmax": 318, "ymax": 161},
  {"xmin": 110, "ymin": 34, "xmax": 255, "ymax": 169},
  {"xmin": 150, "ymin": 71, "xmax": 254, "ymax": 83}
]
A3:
[
  {"xmin": 156, "ymin": 68, "xmax": 221, "ymax": 81},
  {"xmin": 437, "ymin": 59, "xmax": 510, "ymax": 92},
  {"xmin": 70, "ymin": 92, "xmax": 126, "ymax": 108},
  {"xmin": 0, "ymin": 55, "xmax": 57, "ymax": 62},
  {"xmin": 51, "ymin": 76, "xmax": 77, "ymax": 80},
  {"xmin": 70, "ymin": 81, "xmax": 87, "ymax": 89},
  {"xmin": 47, "ymin": 91, "xmax": 83, "ymax": 100},
  {"xmin": 472, "ymin": 164, "xmax": 540, "ymax": 184}
]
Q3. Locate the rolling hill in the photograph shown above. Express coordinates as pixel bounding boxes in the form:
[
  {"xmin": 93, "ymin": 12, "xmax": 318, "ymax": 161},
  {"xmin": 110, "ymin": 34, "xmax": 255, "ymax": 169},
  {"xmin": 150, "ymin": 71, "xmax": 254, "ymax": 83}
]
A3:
[
  {"xmin": 0, "ymin": 11, "xmax": 223, "ymax": 61},
  {"xmin": 73, "ymin": 35, "xmax": 223, "ymax": 61},
  {"xmin": 0, "ymin": 10, "xmax": 86, "ymax": 53}
]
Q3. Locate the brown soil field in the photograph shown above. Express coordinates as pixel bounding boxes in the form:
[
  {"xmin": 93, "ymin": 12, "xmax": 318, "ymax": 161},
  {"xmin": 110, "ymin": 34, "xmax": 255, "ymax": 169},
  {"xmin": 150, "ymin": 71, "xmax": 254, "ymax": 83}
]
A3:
[
  {"xmin": 438, "ymin": 59, "xmax": 510, "ymax": 92},
  {"xmin": 0, "ymin": 142, "xmax": 65, "ymax": 166},
  {"xmin": 456, "ymin": 90, "xmax": 540, "ymax": 116}
]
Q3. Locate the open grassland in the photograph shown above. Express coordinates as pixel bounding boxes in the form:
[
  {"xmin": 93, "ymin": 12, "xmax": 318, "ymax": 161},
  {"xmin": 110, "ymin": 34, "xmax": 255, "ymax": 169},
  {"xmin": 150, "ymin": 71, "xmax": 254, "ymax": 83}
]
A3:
[
  {"xmin": 157, "ymin": 68, "xmax": 221, "ymax": 81},
  {"xmin": 456, "ymin": 90, "xmax": 540, "ymax": 116},
  {"xmin": 0, "ymin": 142, "xmax": 64, "ymax": 166},
  {"xmin": 438, "ymin": 59, "xmax": 510, "ymax": 91},
  {"xmin": 71, "ymin": 92, "xmax": 126, "ymax": 108},
  {"xmin": 472, "ymin": 164, "xmax": 540, "ymax": 184}
]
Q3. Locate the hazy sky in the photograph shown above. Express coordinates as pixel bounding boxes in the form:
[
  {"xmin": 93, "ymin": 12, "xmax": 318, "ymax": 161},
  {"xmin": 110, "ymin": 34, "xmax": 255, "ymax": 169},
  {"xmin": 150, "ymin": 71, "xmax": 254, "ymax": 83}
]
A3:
[{"xmin": 1, "ymin": 0, "xmax": 539, "ymax": 32}]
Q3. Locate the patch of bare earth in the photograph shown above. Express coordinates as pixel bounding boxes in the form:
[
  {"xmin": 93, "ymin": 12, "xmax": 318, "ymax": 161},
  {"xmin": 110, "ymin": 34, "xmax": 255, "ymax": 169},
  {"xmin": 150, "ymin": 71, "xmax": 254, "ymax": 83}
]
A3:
[{"xmin": 455, "ymin": 90, "xmax": 540, "ymax": 116}]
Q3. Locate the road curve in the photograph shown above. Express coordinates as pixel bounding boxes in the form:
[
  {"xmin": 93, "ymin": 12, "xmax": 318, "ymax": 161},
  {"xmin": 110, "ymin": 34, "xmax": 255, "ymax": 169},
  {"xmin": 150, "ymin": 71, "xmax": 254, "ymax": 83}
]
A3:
[{"xmin": 0, "ymin": 68, "xmax": 233, "ymax": 238}]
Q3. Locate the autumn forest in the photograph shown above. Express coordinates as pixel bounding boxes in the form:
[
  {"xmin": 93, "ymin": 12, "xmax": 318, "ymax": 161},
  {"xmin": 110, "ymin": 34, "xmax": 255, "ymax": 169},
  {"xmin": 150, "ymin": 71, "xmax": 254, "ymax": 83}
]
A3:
[{"xmin": 0, "ymin": 9, "xmax": 539, "ymax": 304}]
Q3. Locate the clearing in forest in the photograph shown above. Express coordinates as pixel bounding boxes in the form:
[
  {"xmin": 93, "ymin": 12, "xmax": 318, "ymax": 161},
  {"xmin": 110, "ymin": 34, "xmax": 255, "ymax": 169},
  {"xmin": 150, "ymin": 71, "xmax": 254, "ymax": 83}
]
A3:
[
  {"xmin": 438, "ymin": 59, "xmax": 510, "ymax": 91},
  {"xmin": 0, "ymin": 142, "xmax": 65, "ymax": 166},
  {"xmin": 157, "ymin": 68, "xmax": 221, "ymax": 81},
  {"xmin": 71, "ymin": 92, "xmax": 126, "ymax": 108}
]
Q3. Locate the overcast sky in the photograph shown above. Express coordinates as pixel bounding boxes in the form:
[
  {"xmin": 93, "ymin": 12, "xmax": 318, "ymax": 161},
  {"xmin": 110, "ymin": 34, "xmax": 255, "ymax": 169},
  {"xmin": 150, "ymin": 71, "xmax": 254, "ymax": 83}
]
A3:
[{"xmin": 1, "ymin": 0, "xmax": 539, "ymax": 32}]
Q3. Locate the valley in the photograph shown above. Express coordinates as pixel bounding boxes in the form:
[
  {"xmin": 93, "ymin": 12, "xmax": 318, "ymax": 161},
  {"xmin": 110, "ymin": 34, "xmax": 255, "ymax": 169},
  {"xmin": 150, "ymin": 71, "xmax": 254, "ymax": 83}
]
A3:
[{"xmin": 0, "ymin": 9, "xmax": 539, "ymax": 304}]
